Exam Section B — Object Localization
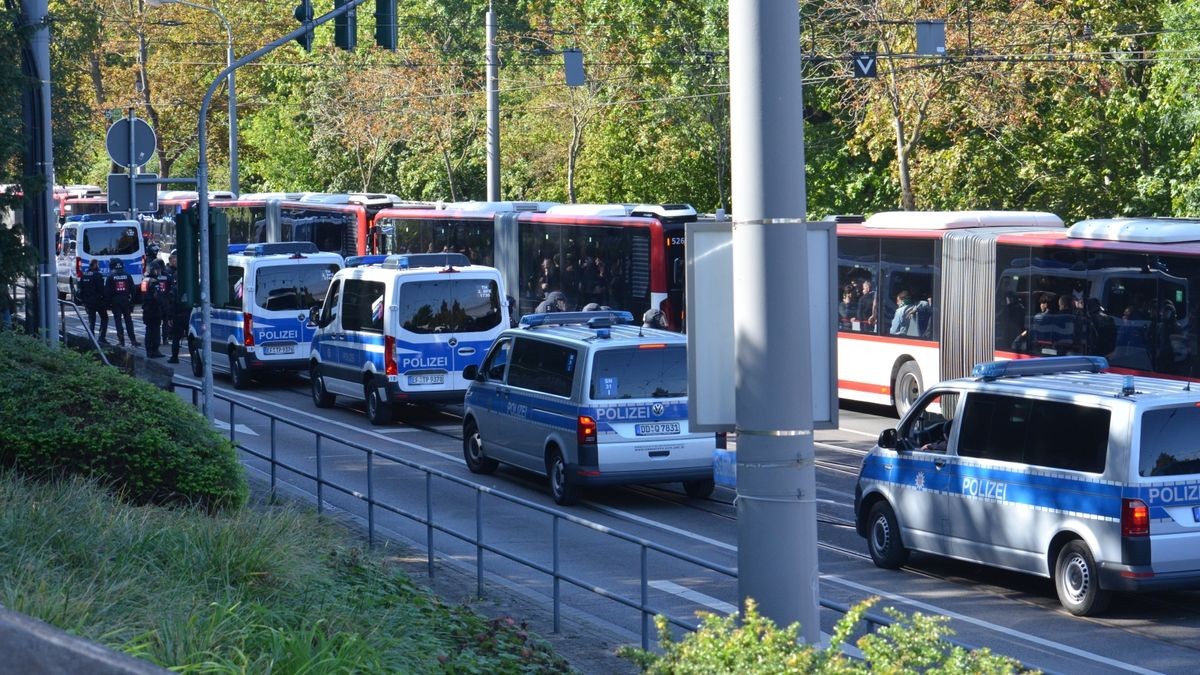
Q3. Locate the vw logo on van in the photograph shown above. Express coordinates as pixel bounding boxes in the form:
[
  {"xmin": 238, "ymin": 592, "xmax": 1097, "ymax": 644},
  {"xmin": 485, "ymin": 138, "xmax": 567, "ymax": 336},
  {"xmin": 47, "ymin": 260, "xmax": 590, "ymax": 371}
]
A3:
[{"xmin": 651, "ymin": 402, "xmax": 665, "ymax": 416}]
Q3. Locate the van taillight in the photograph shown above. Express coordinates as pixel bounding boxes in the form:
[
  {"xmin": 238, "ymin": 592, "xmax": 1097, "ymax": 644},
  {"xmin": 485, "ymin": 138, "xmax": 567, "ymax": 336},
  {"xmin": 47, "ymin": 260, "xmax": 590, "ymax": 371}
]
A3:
[
  {"xmin": 577, "ymin": 415, "xmax": 597, "ymax": 445},
  {"xmin": 75, "ymin": 256, "xmax": 82, "ymax": 279},
  {"xmin": 1122, "ymin": 498, "xmax": 1150, "ymax": 537},
  {"xmin": 384, "ymin": 334, "xmax": 398, "ymax": 377},
  {"xmin": 242, "ymin": 312, "xmax": 254, "ymax": 347},
  {"xmin": 142, "ymin": 254, "xmax": 146, "ymax": 273}
]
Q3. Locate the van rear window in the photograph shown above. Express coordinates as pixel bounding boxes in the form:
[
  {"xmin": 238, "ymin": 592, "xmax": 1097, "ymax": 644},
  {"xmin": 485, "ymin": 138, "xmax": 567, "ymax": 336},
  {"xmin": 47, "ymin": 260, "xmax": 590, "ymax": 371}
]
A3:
[
  {"xmin": 1140, "ymin": 406, "xmax": 1200, "ymax": 477},
  {"xmin": 399, "ymin": 279, "xmax": 502, "ymax": 334},
  {"xmin": 82, "ymin": 225, "xmax": 140, "ymax": 256},
  {"xmin": 254, "ymin": 264, "xmax": 339, "ymax": 311},
  {"xmin": 590, "ymin": 346, "xmax": 687, "ymax": 400}
]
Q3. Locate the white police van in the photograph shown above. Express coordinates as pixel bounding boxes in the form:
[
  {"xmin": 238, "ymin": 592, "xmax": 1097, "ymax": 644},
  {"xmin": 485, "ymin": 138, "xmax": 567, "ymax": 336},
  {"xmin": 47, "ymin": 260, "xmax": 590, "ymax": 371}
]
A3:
[
  {"xmin": 188, "ymin": 242, "xmax": 343, "ymax": 388},
  {"xmin": 309, "ymin": 252, "xmax": 508, "ymax": 425},
  {"xmin": 56, "ymin": 215, "xmax": 146, "ymax": 301},
  {"xmin": 856, "ymin": 356, "xmax": 1200, "ymax": 616},
  {"xmin": 461, "ymin": 311, "xmax": 716, "ymax": 505}
]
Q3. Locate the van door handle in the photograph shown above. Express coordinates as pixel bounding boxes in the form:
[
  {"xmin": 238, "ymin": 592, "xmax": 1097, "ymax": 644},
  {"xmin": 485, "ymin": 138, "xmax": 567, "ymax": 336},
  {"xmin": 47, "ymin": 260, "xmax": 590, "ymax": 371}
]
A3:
[{"xmin": 934, "ymin": 459, "xmax": 947, "ymax": 469}]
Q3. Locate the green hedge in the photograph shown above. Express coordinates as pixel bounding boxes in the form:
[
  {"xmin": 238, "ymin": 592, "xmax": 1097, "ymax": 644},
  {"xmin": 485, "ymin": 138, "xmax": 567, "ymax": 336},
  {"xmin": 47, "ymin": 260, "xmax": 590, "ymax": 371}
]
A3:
[{"xmin": 0, "ymin": 331, "xmax": 247, "ymax": 510}]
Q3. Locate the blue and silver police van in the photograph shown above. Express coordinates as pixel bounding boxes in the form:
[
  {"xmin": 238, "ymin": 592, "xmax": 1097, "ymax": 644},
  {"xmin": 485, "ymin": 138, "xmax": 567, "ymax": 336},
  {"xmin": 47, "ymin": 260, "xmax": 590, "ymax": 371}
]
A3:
[
  {"xmin": 56, "ymin": 216, "xmax": 146, "ymax": 301},
  {"xmin": 188, "ymin": 242, "xmax": 343, "ymax": 388},
  {"xmin": 461, "ymin": 311, "xmax": 716, "ymax": 505},
  {"xmin": 856, "ymin": 356, "xmax": 1200, "ymax": 616},
  {"xmin": 308, "ymin": 252, "xmax": 509, "ymax": 425}
]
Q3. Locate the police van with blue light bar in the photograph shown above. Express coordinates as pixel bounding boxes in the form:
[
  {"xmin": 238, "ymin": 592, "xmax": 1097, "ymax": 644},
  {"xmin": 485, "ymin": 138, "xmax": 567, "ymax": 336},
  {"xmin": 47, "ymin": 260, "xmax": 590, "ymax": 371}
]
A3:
[
  {"xmin": 461, "ymin": 310, "xmax": 716, "ymax": 505},
  {"xmin": 56, "ymin": 216, "xmax": 147, "ymax": 301},
  {"xmin": 188, "ymin": 242, "xmax": 343, "ymax": 388},
  {"xmin": 855, "ymin": 355, "xmax": 1200, "ymax": 615},
  {"xmin": 309, "ymin": 252, "xmax": 508, "ymax": 425}
]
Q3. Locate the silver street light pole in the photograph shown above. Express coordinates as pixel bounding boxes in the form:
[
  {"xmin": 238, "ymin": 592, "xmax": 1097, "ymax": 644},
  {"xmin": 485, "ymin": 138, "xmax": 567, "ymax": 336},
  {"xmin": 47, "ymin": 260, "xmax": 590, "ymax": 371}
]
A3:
[
  {"xmin": 146, "ymin": 0, "xmax": 238, "ymax": 195},
  {"xmin": 485, "ymin": 1, "xmax": 499, "ymax": 201}
]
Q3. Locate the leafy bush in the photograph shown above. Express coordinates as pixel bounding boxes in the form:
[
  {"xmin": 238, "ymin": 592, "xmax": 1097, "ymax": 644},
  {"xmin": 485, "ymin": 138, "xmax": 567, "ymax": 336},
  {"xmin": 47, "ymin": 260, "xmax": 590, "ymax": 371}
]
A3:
[
  {"xmin": 0, "ymin": 331, "xmax": 246, "ymax": 510},
  {"xmin": 621, "ymin": 598, "xmax": 1034, "ymax": 674}
]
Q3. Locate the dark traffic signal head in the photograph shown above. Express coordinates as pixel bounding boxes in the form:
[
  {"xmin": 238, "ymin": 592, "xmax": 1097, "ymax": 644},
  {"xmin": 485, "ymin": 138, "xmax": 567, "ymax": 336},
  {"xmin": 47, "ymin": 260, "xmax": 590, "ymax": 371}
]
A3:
[
  {"xmin": 375, "ymin": 0, "xmax": 396, "ymax": 51},
  {"xmin": 335, "ymin": 0, "xmax": 357, "ymax": 51},
  {"xmin": 293, "ymin": 0, "xmax": 313, "ymax": 52}
]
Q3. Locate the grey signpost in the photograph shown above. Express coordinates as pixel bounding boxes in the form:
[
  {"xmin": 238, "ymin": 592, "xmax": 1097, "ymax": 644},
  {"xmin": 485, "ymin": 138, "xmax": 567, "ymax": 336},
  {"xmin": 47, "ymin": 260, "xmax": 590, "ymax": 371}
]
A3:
[{"xmin": 105, "ymin": 111, "xmax": 159, "ymax": 216}]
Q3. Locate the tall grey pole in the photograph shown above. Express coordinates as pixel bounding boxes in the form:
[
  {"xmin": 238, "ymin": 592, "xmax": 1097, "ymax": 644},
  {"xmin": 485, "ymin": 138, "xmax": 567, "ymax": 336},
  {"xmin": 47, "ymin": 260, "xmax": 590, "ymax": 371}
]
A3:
[
  {"xmin": 23, "ymin": 0, "xmax": 58, "ymax": 346},
  {"xmin": 485, "ymin": 2, "xmax": 500, "ymax": 201},
  {"xmin": 225, "ymin": 33, "xmax": 238, "ymax": 195},
  {"xmin": 729, "ymin": 0, "xmax": 818, "ymax": 643}
]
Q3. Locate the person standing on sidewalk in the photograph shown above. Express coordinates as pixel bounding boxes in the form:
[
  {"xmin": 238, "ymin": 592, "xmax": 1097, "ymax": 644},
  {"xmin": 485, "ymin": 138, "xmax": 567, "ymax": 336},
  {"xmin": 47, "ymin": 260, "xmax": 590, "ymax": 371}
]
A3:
[
  {"xmin": 79, "ymin": 259, "xmax": 109, "ymax": 343},
  {"xmin": 141, "ymin": 265, "xmax": 165, "ymax": 358},
  {"xmin": 105, "ymin": 258, "xmax": 138, "ymax": 348},
  {"xmin": 166, "ymin": 252, "xmax": 191, "ymax": 364}
]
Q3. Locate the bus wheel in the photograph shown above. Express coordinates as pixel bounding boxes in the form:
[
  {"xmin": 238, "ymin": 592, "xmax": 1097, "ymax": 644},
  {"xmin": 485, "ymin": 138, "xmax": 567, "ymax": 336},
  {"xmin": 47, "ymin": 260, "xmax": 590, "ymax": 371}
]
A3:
[
  {"xmin": 893, "ymin": 361, "xmax": 923, "ymax": 418},
  {"xmin": 1055, "ymin": 541, "xmax": 1111, "ymax": 616}
]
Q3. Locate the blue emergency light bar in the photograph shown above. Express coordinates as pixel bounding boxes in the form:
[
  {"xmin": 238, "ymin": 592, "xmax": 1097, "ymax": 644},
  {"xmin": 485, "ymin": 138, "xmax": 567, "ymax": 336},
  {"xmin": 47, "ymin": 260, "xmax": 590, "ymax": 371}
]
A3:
[
  {"xmin": 228, "ymin": 243, "xmax": 249, "ymax": 254},
  {"xmin": 971, "ymin": 355, "xmax": 1108, "ymax": 381},
  {"xmin": 346, "ymin": 254, "xmax": 388, "ymax": 267},
  {"xmin": 382, "ymin": 252, "xmax": 470, "ymax": 270},
  {"xmin": 241, "ymin": 242, "xmax": 319, "ymax": 256},
  {"xmin": 66, "ymin": 212, "xmax": 125, "ymax": 223},
  {"xmin": 520, "ymin": 310, "xmax": 635, "ymax": 329}
]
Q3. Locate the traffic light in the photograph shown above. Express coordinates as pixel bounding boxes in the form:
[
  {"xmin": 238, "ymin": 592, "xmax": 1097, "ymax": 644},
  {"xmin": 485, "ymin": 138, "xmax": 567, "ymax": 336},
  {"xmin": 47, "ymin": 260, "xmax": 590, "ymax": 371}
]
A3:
[
  {"xmin": 335, "ymin": 0, "xmax": 357, "ymax": 51},
  {"xmin": 375, "ymin": 0, "xmax": 396, "ymax": 51},
  {"xmin": 294, "ymin": 0, "xmax": 313, "ymax": 52},
  {"xmin": 175, "ymin": 204, "xmax": 198, "ymax": 308},
  {"xmin": 209, "ymin": 208, "xmax": 229, "ymax": 307}
]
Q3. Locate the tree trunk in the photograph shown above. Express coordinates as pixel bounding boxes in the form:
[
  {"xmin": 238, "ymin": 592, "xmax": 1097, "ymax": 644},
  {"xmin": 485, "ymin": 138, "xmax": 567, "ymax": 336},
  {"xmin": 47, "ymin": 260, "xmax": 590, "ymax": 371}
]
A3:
[
  {"xmin": 442, "ymin": 147, "xmax": 457, "ymax": 201},
  {"xmin": 894, "ymin": 116, "xmax": 914, "ymax": 210}
]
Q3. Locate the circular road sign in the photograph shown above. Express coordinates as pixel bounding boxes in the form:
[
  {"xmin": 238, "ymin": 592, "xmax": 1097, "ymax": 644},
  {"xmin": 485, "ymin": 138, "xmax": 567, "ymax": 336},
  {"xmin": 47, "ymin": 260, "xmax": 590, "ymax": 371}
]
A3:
[{"xmin": 105, "ymin": 118, "xmax": 157, "ymax": 169}]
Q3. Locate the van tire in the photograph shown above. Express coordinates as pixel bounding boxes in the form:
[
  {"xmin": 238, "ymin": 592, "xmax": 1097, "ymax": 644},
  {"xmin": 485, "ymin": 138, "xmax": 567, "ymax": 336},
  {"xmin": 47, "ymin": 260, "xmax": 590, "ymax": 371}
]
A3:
[
  {"xmin": 867, "ymin": 502, "xmax": 909, "ymax": 569},
  {"xmin": 1055, "ymin": 541, "xmax": 1111, "ymax": 616},
  {"xmin": 893, "ymin": 361, "xmax": 923, "ymax": 418},
  {"xmin": 683, "ymin": 478, "xmax": 715, "ymax": 499},
  {"xmin": 463, "ymin": 419, "xmax": 498, "ymax": 474},
  {"xmin": 311, "ymin": 364, "xmax": 335, "ymax": 408},
  {"xmin": 548, "ymin": 449, "xmax": 579, "ymax": 506},
  {"xmin": 229, "ymin": 350, "xmax": 251, "ymax": 390},
  {"xmin": 365, "ymin": 381, "xmax": 392, "ymax": 425},
  {"xmin": 189, "ymin": 338, "xmax": 203, "ymax": 377}
]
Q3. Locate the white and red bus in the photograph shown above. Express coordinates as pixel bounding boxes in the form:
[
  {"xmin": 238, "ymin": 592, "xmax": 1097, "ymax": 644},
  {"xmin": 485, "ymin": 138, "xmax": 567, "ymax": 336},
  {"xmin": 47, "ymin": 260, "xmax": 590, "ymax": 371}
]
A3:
[{"xmin": 370, "ymin": 201, "xmax": 696, "ymax": 327}]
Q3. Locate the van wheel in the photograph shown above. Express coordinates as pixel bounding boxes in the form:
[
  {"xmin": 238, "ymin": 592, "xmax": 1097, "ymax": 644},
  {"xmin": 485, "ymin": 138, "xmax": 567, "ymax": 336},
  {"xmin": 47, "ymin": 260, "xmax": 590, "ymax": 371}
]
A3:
[
  {"xmin": 463, "ymin": 419, "xmax": 498, "ymax": 474},
  {"xmin": 229, "ymin": 350, "xmax": 251, "ymax": 389},
  {"xmin": 548, "ymin": 449, "xmax": 579, "ymax": 506},
  {"xmin": 683, "ymin": 478, "xmax": 715, "ymax": 499},
  {"xmin": 311, "ymin": 363, "xmax": 335, "ymax": 408},
  {"xmin": 893, "ymin": 361, "xmax": 923, "ymax": 418},
  {"xmin": 189, "ymin": 338, "xmax": 203, "ymax": 377},
  {"xmin": 867, "ymin": 502, "xmax": 909, "ymax": 569},
  {"xmin": 1055, "ymin": 541, "xmax": 1111, "ymax": 616},
  {"xmin": 365, "ymin": 382, "xmax": 392, "ymax": 425}
]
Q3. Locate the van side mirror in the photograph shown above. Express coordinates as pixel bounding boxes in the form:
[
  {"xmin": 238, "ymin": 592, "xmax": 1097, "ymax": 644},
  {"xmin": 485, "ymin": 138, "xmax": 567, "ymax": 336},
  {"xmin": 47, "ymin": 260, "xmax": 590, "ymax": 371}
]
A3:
[
  {"xmin": 463, "ymin": 364, "xmax": 480, "ymax": 381},
  {"xmin": 878, "ymin": 428, "xmax": 898, "ymax": 449},
  {"xmin": 308, "ymin": 305, "xmax": 322, "ymax": 326}
]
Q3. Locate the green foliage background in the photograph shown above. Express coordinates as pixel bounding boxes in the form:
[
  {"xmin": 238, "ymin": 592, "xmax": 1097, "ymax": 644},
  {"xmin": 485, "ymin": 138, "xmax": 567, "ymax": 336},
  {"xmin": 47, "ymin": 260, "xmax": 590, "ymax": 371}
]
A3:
[{"xmin": 3, "ymin": 0, "xmax": 1199, "ymax": 260}]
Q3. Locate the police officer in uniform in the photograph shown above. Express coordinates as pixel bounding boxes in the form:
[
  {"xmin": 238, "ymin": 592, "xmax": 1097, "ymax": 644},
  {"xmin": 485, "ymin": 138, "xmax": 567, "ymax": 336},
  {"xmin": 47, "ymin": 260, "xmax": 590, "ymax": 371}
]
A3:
[
  {"xmin": 105, "ymin": 258, "xmax": 138, "ymax": 348},
  {"xmin": 79, "ymin": 258, "xmax": 109, "ymax": 343},
  {"xmin": 166, "ymin": 251, "xmax": 191, "ymax": 363},
  {"xmin": 141, "ymin": 264, "xmax": 165, "ymax": 357},
  {"xmin": 154, "ymin": 259, "xmax": 176, "ymax": 360}
]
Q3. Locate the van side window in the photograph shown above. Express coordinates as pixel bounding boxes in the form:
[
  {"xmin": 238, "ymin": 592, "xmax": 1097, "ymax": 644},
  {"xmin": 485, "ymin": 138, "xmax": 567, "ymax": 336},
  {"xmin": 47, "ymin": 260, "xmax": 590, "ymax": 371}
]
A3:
[
  {"xmin": 320, "ymin": 279, "xmax": 340, "ymax": 327},
  {"xmin": 1140, "ymin": 405, "xmax": 1200, "ymax": 477},
  {"xmin": 508, "ymin": 338, "xmax": 577, "ymax": 397},
  {"xmin": 483, "ymin": 338, "xmax": 512, "ymax": 381},
  {"xmin": 222, "ymin": 266, "xmax": 244, "ymax": 310},
  {"xmin": 899, "ymin": 392, "xmax": 956, "ymax": 453},
  {"xmin": 958, "ymin": 393, "xmax": 1108, "ymax": 473},
  {"xmin": 342, "ymin": 279, "xmax": 386, "ymax": 333}
]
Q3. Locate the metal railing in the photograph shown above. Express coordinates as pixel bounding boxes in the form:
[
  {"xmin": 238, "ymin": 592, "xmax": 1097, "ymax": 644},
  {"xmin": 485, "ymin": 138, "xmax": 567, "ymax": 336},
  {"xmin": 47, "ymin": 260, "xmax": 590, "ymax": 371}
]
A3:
[
  {"xmin": 56, "ymin": 298, "xmax": 111, "ymax": 366},
  {"xmin": 173, "ymin": 381, "xmax": 978, "ymax": 655}
]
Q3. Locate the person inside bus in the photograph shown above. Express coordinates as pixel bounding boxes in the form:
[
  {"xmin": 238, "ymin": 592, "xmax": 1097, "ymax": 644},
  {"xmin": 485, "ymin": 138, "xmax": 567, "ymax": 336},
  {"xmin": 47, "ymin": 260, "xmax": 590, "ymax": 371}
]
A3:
[
  {"xmin": 889, "ymin": 290, "xmax": 930, "ymax": 336},
  {"xmin": 838, "ymin": 285, "xmax": 858, "ymax": 330},
  {"xmin": 996, "ymin": 291, "xmax": 1026, "ymax": 348},
  {"xmin": 534, "ymin": 290, "xmax": 568, "ymax": 313},
  {"xmin": 856, "ymin": 279, "xmax": 877, "ymax": 332}
]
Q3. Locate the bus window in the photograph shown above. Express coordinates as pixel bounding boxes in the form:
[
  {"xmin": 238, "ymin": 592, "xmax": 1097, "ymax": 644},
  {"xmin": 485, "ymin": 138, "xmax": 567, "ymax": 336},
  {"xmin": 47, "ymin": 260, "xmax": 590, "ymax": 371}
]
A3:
[
  {"xmin": 838, "ymin": 236, "xmax": 879, "ymax": 334},
  {"xmin": 880, "ymin": 238, "xmax": 937, "ymax": 340}
]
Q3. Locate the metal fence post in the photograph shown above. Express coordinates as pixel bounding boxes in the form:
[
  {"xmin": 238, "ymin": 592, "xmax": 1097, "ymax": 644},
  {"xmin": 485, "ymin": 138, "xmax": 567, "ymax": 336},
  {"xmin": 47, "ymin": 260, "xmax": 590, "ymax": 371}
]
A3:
[
  {"xmin": 476, "ymin": 490, "xmax": 484, "ymax": 597},
  {"xmin": 315, "ymin": 434, "xmax": 323, "ymax": 514},
  {"xmin": 553, "ymin": 516, "xmax": 561, "ymax": 634},
  {"xmin": 641, "ymin": 544, "xmax": 650, "ymax": 650},
  {"xmin": 426, "ymin": 472, "xmax": 434, "ymax": 578},
  {"xmin": 229, "ymin": 400, "xmax": 236, "ymax": 444},
  {"xmin": 269, "ymin": 418, "xmax": 277, "ymax": 497},
  {"xmin": 367, "ymin": 451, "xmax": 375, "ymax": 547}
]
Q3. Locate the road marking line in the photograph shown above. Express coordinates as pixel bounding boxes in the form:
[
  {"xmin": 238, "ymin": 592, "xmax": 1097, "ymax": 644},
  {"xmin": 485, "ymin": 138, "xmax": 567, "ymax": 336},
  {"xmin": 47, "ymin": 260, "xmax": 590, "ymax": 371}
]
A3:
[
  {"xmin": 586, "ymin": 504, "xmax": 737, "ymax": 552},
  {"xmin": 823, "ymin": 574, "xmax": 1163, "ymax": 675},
  {"xmin": 650, "ymin": 580, "xmax": 737, "ymax": 614},
  {"xmin": 214, "ymin": 421, "xmax": 258, "ymax": 436}
]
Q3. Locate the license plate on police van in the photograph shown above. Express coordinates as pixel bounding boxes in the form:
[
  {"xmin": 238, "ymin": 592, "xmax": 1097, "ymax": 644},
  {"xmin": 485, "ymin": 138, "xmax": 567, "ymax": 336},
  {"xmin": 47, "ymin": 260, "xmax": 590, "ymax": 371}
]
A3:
[
  {"xmin": 635, "ymin": 422, "xmax": 680, "ymax": 436},
  {"xmin": 262, "ymin": 344, "xmax": 295, "ymax": 355},
  {"xmin": 1194, "ymin": 505, "xmax": 1200, "ymax": 522},
  {"xmin": 407, "ymin": 374, "xmax": 445, "ymax": 386}
]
